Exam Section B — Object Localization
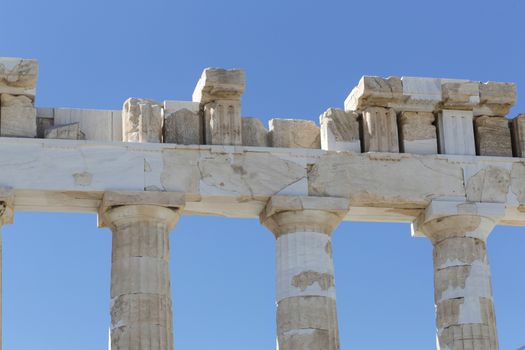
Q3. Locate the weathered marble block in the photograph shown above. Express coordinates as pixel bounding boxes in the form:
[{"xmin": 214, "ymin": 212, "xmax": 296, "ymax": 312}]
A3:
[
  {"xmin": 398, "ymin": 111, "xmax": 437, "ymax": 154},
  {"xmin": 203, "ymin": 99, "xmax": 242, "ymax": 145},
  {"xmin": 164, "ymin": 108, "xmax": 202, "ymax": 145},
  {"xmin": 344, "ymin": 76, "xmax": 403, "ymax": 111},
  {"xmin": 442, "ymin": 81, "xmax": 480, "ymax": 109},
  {"xmin": 437, "ymin": 110, "xmax": 475, "ymax": 155},
  {"xmin": 242, "ymin": 117, "xmax": 268, "ymax": 147},
  {"xmin": 345, "ymin": 75, "xmax": 517, "ymax": 118},
  {"xmin": 122, "ymin": 98, "xmax": 163, "ymax": 143},
  {"xmin": 512, "ymin": 115, "xmax": 525, "ymax": 157},
  {"xmin": 473, "ymin": 116, "xmax": 512, "ymax": 157},
  {"xmin": 0, "ymin": 94, "xmax": 36, "ymax": 137},
  {"xmin": 401, "ymin": 77, "xmax": 442, "ymax": 107},
  {"xmin": 269, "ymin": 119, "xmax": 320, "ymax": 149},
  {"xmin": 44, "ymin": 122, "xmax": 85, "ymax": 140},
  {"xmin": 477, "ymin": 82, "xmax": 516, "ymax": 116},
  {"xmin": 361, "ymin": 107, "xmax": 399, "ymax": 153},
  {"xmin": 40, "ymin": 108, "xmax": 122, "ymax": 142},
  {"xmin": 0, "ymin": 57, "xmax": 38, "ymax": 98},
  {"xmin": 319, "ymin": 108, "xmax": 360, "ymax": 152},
  {"xmin": 192, "ymin": 68, "xmax": 245, "ymax": 104}
]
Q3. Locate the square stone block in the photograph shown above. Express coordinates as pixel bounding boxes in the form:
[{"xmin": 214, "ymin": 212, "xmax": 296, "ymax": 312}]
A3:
[
  {"xmin": 477, "ymin": 82, "xmax": 516, "ymax": 116},
  {"xmin": 203, "ymin": 99, "xmax": 242, "ymax": 145},
  {"xmin": 319, "ymin": 108, "xmax": 360, "ymax": 152},
  {"xmin": 361, "ymin": 107, "xmax": 399, "ymax": 153},
  {"xmin": 164, "ymin": 108, "xmax": 202, "ymax": 145},
  {"xmin": 437, "ymin": 110, "xmax": 475, "ymax": 155},
  {"xmin": 122, "ymin": 98, "xmax": 163, "ymax": 143},
  {"xmin": 242, "ymin": 117, "xmax": 268, "ymax": 147},
  {"xmin": 269, "ymin": 119, "xmax": 320, "ymax": 149},
  {"xmin": 399, "ymin": 111, "xmax": 437, "ymax": 154},
  {"xmin": 192, "ymin": 68, "xmax": 245, "ymax": 104},
  {"xmin": 442, "ymin": 81, "xmax": 480, "ymax": 109},
  {"xmin": 401, "ymin": 77, "xmax": 442, "ymax": 104},
  {"xmin": 0, "ymin": 94, "xmax": 36, "ymax": 137},
  {"xmin": 474, "ymin": 116, "xmax": 512, "ymax": 157},
  {"xmin": 344, "ymin": 76, "xmax": 403, "ymax": 111},
  {"xmin": 50, "ymin": 108, "xmax": 122, "ymax": 142},
  {"xmin": 0, "ymin": 57, "xmax": 38, "ymax": 98}
]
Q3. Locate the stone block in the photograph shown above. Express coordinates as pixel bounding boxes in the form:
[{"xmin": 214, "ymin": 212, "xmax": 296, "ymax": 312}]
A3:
[
  {"xmin": 361, "ymin": 107, "xmax": 399, "ymax": 153},
  {"xmin": 319, "ymin": 108, "xmax": 360, "ymax": 152},
  {"xmin": 47, "ymin": 108, "xmax": 122, "ymax": 142},
  {"xmin": 477, "ymin": 82, "xmax": 516, "ymax": 116},
  {"xmin": 442, "ymin": 81, "xmax": 480, "ymax": 109},
  {"xmin": 122, "ymin": 98, "xmax": 163, "ymax": 143},
  {"xmin": 203, "ymin": 99, "xmax": 242, "ymax": 145},
  {"xmin": 401, "ymin": 77, "xmax": 442, "ymax": 105},
  {"xmin": 437, "ymin": 110, "xmax": 475, "ymax": 155},
  {"xmin": 474, "ymin": 116, "xmax": 512, "ymax": 157},
  {"xmin": 400, "ymin": 77, "xmax": 474, "ymax": 112},
  {"xmin": 346, "ymin": 75, "xmax": 517, "ymax": 118},
  {"xmin": 344, "ymin": 76, "xmax": 403, "ymax": 111},
  {"xmin": 512, "ymin": 115, "xmax": 525, "ymax": 157},
  {"xmin": 0, "ymin": 94, "xmax": 36, "ymax": 137},
  {"xmin": 398, "ymin": 111, "xmax": 437, "ymax": 154},
  {"xmin": 164, "ymin": 108, "xmax": 202, "ymax": 145},
  {"xmin": 192, "ymin": 68, "xmax": 245, "ymax": 104},
  {"xmin": 0, "ymin": 57, "xmax": 38, "ymax": 98},
  {"xmin": 241, "ymin": 117, "xmax": 268, "ymax": 147},
  {"xmin": 44, "ymin": 122, "xmax": 85, "ymax": 140},
  {"xmin": 269, "ymin": 118, "xmax": 320, "ymax": 149}
]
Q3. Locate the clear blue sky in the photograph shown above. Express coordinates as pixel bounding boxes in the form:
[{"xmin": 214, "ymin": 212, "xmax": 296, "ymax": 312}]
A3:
[{"xmin": 2, "ymin": 0, "xmax": 525, "ymax": 349}]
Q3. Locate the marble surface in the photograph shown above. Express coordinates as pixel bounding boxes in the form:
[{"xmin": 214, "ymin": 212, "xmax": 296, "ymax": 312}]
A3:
[{"xmin": 0, "ymin": 137, "xmax": 521, "ymax": 226}]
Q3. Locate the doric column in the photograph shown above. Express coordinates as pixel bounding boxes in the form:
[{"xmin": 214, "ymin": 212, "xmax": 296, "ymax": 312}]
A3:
[
  {"xmin": 0, "ymin": 190, "xmax": 14, "ymax": 350},
  {"xmin": 260, "ymin": 196, "xmax": 349, "ymax": 350},
  {"xmin": 413, "ymin": 200, "xmax": 504, "ymax": 350},
  {"xmin": 99, "ymin": 192, "xmax": 184, "ymax": 350}
]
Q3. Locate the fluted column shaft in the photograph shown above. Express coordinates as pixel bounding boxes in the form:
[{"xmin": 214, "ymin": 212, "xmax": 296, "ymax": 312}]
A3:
[
  {"xmin": 261, "ymin": 199, "xmax": 347, "ymax": 350},
  {"xmin": 106, "ymin": 205, "xmax": 180, "ymax": 350},
  {"xmin": 420, "ymin": 214, "xmax": 498, "ymax": 350},
  {"xmin": 0, "ymin": 226, "xmax": 2, "ymax": 350},
  {"xmin": 0, "ymin": 196, "xmax": 13, "ymax": 350}
]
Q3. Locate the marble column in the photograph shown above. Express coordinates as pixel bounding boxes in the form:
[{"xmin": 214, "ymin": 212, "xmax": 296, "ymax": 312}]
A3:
[
  {"xmin": 260, "ymin": 196, "xmax": 348, "ymax": 350},
  {"xmin": 0, "ymin": 192, "xmax": 14, "ymax": 350},
  {"xmin": 414, "ymin": 201, "xmax": 502, "ymax": 350},
  {"xmin": 104, "ymin": 204, "xmax": 180, "ymax": 350}
]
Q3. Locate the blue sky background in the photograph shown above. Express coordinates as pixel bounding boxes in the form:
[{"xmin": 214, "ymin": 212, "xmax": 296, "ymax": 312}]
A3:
[{"xmin": 2, "ymin": 0, "xmax": 525, "ymax": 349}]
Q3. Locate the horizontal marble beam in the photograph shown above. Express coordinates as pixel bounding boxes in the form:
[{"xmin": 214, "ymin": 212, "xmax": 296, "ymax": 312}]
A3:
[{"xmin": 0, "ymin": 137, "xmax": 523, "ymax": 226}]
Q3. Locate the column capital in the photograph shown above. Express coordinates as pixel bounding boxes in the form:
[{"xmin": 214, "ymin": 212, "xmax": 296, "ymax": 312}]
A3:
[
  {"xmin": 98, "ymin": 191, "xmax": 185, "ymax": 230},
  {"xmin": 260, "ymin": 196, "xmax": 349, "ymax": 237},
  {"xmin": 412, "ymin": 200, "xmax": 505, "ymax": 242},
  {"xmin": 0, "ymin": 188, "xmax": 14, "ymax": 225}
]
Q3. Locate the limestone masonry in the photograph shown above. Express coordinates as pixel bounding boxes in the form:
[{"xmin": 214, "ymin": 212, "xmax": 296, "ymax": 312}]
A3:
[{"xmin": 1, "ymin": 57, "xmax": 525, "ymax": 350}]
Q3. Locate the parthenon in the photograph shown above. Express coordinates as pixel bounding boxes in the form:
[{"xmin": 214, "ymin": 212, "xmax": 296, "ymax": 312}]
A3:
[{"xmin": 1, "ymin": 56, "xmax": 524, "ymax": 350}]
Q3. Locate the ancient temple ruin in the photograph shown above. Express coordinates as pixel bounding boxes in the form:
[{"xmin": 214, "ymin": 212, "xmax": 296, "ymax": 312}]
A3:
[{"xmin": 1, "ymin": 57, "xmax": 524, "ymax": 350}]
